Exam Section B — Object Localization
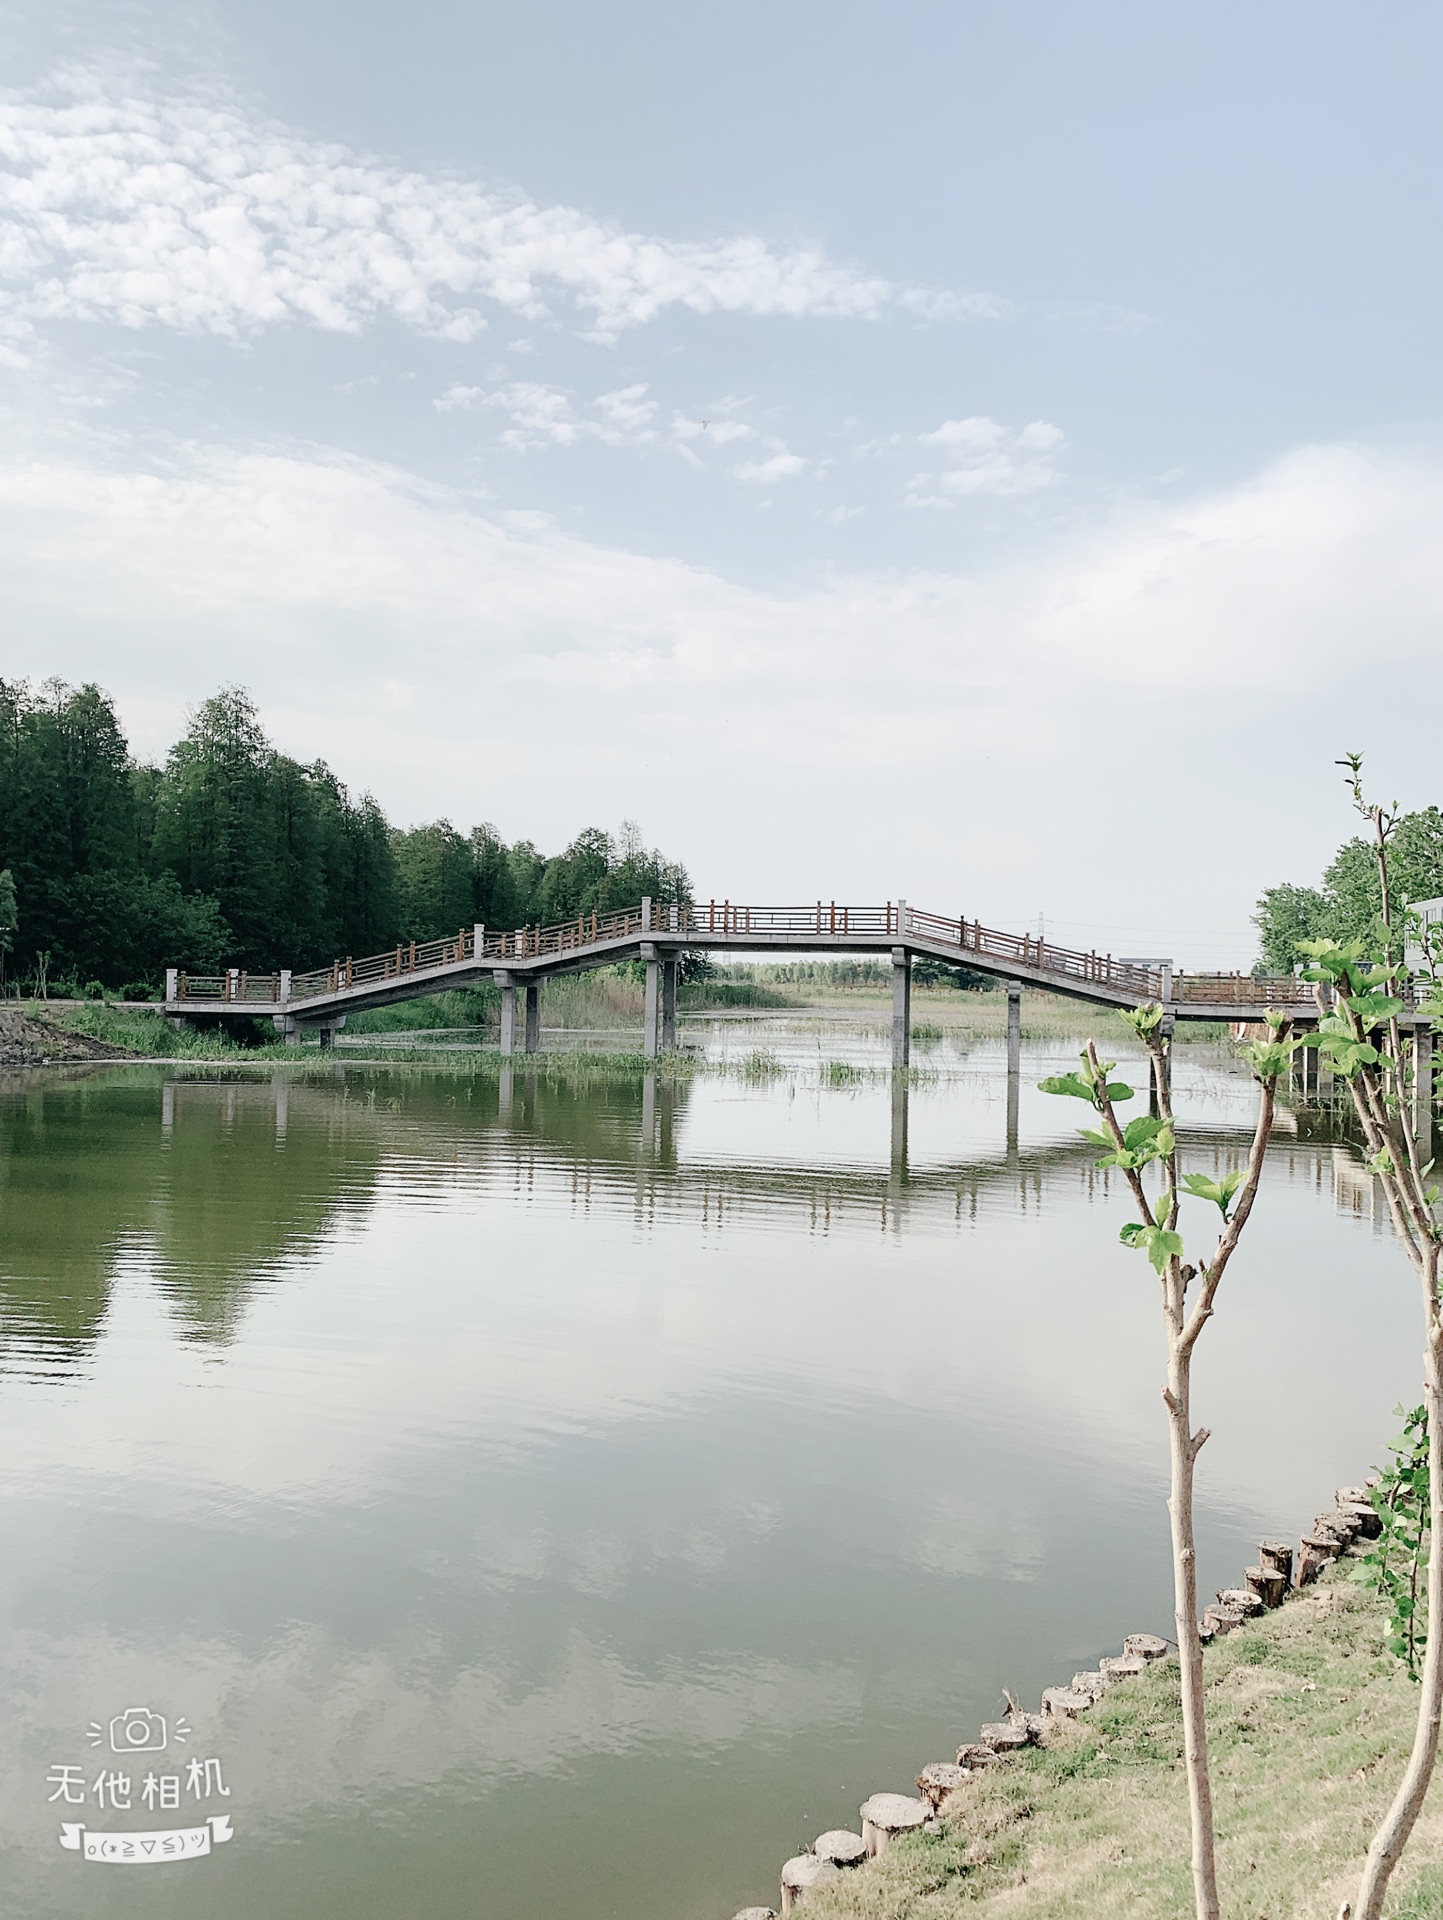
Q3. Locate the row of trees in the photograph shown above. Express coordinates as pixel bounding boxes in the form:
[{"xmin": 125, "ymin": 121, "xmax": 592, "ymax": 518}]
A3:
[
  {"xmin": 0, "ymin": 681, "xmax": 691, "ymax": 989},
  {"xmin": 1254, "ymin": 806, "xmax": 1443, "ymax": 971}
]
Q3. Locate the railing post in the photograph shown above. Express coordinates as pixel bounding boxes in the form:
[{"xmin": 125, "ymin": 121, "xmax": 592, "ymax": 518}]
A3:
[
  {"xmin": 279, "ymin": 969, "xmax": 291, "ymax": 1006},
  {"xmin": 165, "ymin": 968, "xmax": 178, "ymax": 1007},
  {"xmin": 474, "ymin": 924, "xmax": 485, "ymax": 963},
  {"xmin": 642, "ymin": 895, "xmax": 652, "ymax": 934}
]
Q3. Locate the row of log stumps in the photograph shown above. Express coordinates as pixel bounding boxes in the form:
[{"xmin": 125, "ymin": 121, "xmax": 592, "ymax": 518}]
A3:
[{"xmin": 728, "ymin": 1479, "xmax": 1383, "ymax": 1918}]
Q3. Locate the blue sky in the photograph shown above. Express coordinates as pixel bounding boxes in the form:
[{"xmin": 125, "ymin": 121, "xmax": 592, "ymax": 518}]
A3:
[{"xmin": 2, "ymin": 2, "xmax": 1441, "ymax": 964}]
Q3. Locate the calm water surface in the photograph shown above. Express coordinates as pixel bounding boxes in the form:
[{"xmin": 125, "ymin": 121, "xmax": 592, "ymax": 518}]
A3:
[{"xmin": 0, "ymin": 1020, "xmax": 1419, "ymax": 1917}]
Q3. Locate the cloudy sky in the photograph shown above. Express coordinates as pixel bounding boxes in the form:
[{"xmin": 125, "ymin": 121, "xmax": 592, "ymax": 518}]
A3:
[{"xmin": 2, "ymin": 1, "xmax": 1441, "ymax": 966}]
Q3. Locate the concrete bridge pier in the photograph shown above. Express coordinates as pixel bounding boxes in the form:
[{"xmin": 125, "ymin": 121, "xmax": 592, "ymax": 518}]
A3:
[
  {"xmin": 661, "ymin": 958, "xmax": 678, "ymax": 1050},
  {"xmin": 642, "ymin": 944, "xmax": 660, "ymax": 1059},
  {"xmin": 891, "ymin": 942, "xmax": 911, "ymax": 1069},
  {"xmin": 494, "ymin": 970, "xmax": 516, "ymax": 1055},
  {"xmin": 524, "ymin": 981, "xmax": 540, "ymax": 1054},
  {"xmin": 1006, "ymin": 981, "xmax": 1022, "ymax": 1150},
  {"xmin": 1006, "ymin": 981, "xmax": 1022, "ymax": 1078},
  {"xmin": 1416, "ymin": 1028, "xmax": 1434, "ymax": 1157}
]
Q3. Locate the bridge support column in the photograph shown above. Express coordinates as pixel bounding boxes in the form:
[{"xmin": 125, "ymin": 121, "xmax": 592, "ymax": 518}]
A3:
[
  {"xmin": 524, "ymin": 980, "xmax": 540, "ymax": 1054},
  {"xmin": 1006, "ymin": 980, "xmax": 1022, "ymax": 1079},
  {"xmin": 661, "ymin": 958, "xmax": 678, "ymax": 1050},
  {"xmin": 494, "ymin": 970, "xmax": 516, "ymax": 1055},
  {"xmin": 1416, "ymin": 1027, "xmax": 1434, "ymax": 1158},
  {"xmin": 642, "ymin": 943, "xmax": 660, "ymax": 1059},
  {"xmin": 1005, "ymin": 981, "xmax": 1022, "ymax": 1150},
  {"xmin": 891, "ymin": 947, "xmax": 911, "ymax": 1069}
]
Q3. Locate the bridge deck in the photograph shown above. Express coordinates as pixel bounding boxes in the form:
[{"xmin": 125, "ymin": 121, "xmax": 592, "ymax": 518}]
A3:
[{"xmin": 165, "ymin": 899, "xmax": 1352, "ymax": 1030}]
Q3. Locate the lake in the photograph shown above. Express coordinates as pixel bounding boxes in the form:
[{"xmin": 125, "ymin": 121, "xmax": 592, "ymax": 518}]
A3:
[{"xmin": 0, "ymin": 1017, "xmax": 1418, "ymax": 1917}]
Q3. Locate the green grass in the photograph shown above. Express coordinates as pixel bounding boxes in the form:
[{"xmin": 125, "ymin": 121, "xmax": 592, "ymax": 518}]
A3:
[
  {"xmin": 793, "ymin": 1562, "xmax": 1443, "ymax": 1920},
  {"xmin": 823, "ymin": 1060, "xmax": 868, "ymax": 1087}
]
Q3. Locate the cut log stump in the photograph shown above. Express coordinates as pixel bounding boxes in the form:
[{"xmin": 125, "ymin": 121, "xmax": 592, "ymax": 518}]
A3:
[
  {"xmin": 916, "ymin": 1764, "xmax": 968, "ymax": 1810},
  {"xmin": 978, "ymin": 1720, "xmax": 1031, "ymax": 1751},
  {"xmin": 1315, "ymin": 1509, "xmax": 1359, "ymax": 1545},
  {"xmin": 859, "ymin": 1793, "xmax": 930, "ymax": 1856},
  {"xmin": 780, "ymin": 1854, "xmax": 840, "ymax": 1912},
  {"xmin": 1217, "ymin": 1588, "xmax": 1265, "ymax": 1617},
  {"xmin": 1099, "ymin": 1654, "xmax": 1148, "ymax": 1684},
  {"xmin": 1123, "ymin": 1633, "xmax": 1170, "ymax": 1661},
  {"xmin": 1201, "ymin": 1603, "xmax": 1244, "ymax": 1636},
  {"xmin": 1258, "ymin": 1540, "xmax": 1294, "ymax": 1583},
  {"xmin": 1042, "ymin": 1686, "xmax": 1093, "ymax": 1719},
  {"xmin": 1340, "ymin": 1501, "xmax": 1382, "ymax": 1539},
  {"xmin": 734, "ymin": 1910, "xmax": 778, "ymax": 1919},
  {"xmin": 955, "ymin": 1743, "xmax": 999, "ymax": 1770},
  {"xmin": 1070, "ymin": 1671, "xmax": 1107, "ymax": 1702},
  {"xmin": 1245, "ymin": 1564, "xmax": 1288, "ymax": 1609},
  {"xmin": 813, "ymin": 1830, "xmax": 868, "ymax": 1868}
]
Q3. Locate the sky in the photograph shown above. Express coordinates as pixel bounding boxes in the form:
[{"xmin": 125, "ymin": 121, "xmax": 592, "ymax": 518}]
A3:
[{"xmin": 1, "ymin": 1, "xmax": 1441, "ymax": 968}]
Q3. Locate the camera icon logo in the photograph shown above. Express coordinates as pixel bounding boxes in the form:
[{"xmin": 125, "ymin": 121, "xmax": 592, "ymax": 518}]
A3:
[{"xmin": 109, "ymin": 1707, "xmax": 168, "ymax": 1754}]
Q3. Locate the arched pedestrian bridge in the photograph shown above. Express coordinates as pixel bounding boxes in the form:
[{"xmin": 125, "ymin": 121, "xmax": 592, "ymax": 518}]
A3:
[{"xmin": 163, "ymin": 897, "xmax": 1386, "ymax": 1064}]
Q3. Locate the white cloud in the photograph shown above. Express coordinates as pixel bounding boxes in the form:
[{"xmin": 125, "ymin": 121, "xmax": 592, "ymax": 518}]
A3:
[
  {"xmin": 0, "ymin": 72, "xmax": 997, "ymax": 344},
  {"xmin": 434, "ymin": 378, "xmax": 658, "ymax": 449},
  {"xmin": 733, "ymin": 451, "xmax": 806, "ymax": 484},
  {"xmin": 1, "ymin": 430, "xmax": 1440, "ymax": 960},
  {"xmin": 907, "ymin": 415, "xmax": 1066, "ymax": 503},
  {"xmin": 592, "ymin": 383, "xmax": 657, "ymax": 433},
  {"xmin": 673, "ymin": 415, "xmax": 756, "ymax": 446}
]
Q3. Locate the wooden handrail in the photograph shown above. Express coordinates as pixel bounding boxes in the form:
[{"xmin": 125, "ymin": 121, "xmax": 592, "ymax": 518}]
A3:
[{"xmin": 170, "ymin": 903, "xmax": 1352, "ymax": 1014}]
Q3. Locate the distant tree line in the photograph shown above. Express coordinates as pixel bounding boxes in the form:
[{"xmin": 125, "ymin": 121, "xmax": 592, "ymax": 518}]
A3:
[
  {"xmin": 0, "ymin": 681, "xmax": 691, "ymax": 992},
  {"xmin": 1253, "ymin": 806, "xmax": 1443, "ymax": 971}
]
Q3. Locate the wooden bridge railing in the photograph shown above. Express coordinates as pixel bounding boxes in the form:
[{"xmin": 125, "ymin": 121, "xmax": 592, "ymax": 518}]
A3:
[{"xmin": 171, "ymin": 901, "xmax": 1343, "ymax": 1014}]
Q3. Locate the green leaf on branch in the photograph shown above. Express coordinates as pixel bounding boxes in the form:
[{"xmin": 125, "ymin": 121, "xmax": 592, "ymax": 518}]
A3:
[
  {"xmin": 1238, "ymin": 1038, "xmax": 1295, "ymax": 1080},
  {"xmin": 1122, "ymin": 1003, "xmax": 1166, "ymax": 1037},
  {"xmin": 1091, "ymin": 1115, "xmax": 1174, "ymax": 1171},
  {"xmin": 1038, "ymin": 1072, "xmax": 1097, "ymax": 1103},
  {"xmin": 1119, "ymin": 1220, "xmax": 1185, "ymax": 1273},
  {"xmin": 1180, "ymin": 1169, "xmax": 1244, "ymax": 1219},
  {"xmin": 1367, "ymin": 1146, "xmax": 1397, "ymax": 1178},
  {"xmin": 1347, "ymin": 992, "xmax": 1405, "ymax": 1026},
  {"xmin": 1038, "ymin": 1055, "xmax": 1134, "ymax": 1110}
]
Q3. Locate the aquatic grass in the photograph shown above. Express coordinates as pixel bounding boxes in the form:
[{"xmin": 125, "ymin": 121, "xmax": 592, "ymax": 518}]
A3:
[
  {"xmin": 739, "ymin": 1047, "xmax": 787, "ymax": 1081},
  {"xmin": 822, "ymin": 1059, "xmax": 868, "ymax": 1087}
]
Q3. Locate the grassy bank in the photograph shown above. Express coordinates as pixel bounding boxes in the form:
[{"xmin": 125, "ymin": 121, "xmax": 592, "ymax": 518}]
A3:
[{"xmin": 797, "ymin": 1561, "xmax": 1443, "ymax": 1920}]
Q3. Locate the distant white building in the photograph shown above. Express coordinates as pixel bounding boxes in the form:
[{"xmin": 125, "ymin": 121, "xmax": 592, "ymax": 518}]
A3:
[{"xmin": 1406, "ymin": 897, "xmax": 1443, "ymax": 973}]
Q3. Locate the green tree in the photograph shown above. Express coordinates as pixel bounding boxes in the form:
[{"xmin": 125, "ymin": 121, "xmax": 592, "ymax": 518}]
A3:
[
  {"xmin": 0, "ymin": 867, "xmax": 16, "ymax": 988},
  {"xmin": 1301, "ymin": 763, "xmax": 1443, "ymax": 1920},
  {"xmin": 1042, "ymin": 1014, "xmax": 1292, "ymax": 1920},
  {"xmin": 392, "ymin": 820, "xmax": 474, "ymax": 943},
  {"xmin": 1256, "ymin": 807, "xmax": 1443, "ymax": 969}
]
